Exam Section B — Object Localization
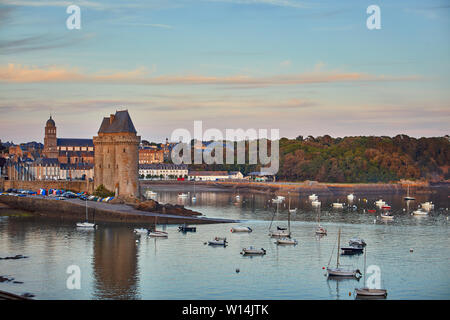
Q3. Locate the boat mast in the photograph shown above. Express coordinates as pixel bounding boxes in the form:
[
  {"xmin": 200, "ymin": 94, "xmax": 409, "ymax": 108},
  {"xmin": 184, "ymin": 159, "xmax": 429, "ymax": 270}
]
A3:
[
  {"xmin": 337, "ymin": 228, "xmax": 341, "ymax": 268},
  {"xmin": 288, "ymin": 206, "xmax": 291, "ymax": 235},
  {"xmin": 85, "ymin": 199, "xmax": 88, "ymax": 222},
  {"xmin": 363, "ymin": 247, "xmax": 367, "ymax": 288}
]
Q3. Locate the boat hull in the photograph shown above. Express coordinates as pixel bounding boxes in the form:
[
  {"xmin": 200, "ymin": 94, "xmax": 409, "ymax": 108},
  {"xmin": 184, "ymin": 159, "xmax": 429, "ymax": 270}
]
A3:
[
  {"xmin": 355, "ymin": 288, "xmax": 387, "ymax": 297},
  {"xmin": 327, "ymin": 268, "xmax": 361, "ymax": 277}
]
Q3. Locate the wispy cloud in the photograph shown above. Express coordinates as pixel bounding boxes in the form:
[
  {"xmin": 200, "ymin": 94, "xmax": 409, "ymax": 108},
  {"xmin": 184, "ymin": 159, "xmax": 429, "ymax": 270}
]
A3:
[
  {"xmin": 0, "ymin": 33, "xmax": 95, "ymax": 55},
  {"xmin": 205, "ymin": 0, "xmax": 309, "ymax": 9},
  {"xmin": 0, "ymin": 63, "xmax": 421, "ymax": 87}
]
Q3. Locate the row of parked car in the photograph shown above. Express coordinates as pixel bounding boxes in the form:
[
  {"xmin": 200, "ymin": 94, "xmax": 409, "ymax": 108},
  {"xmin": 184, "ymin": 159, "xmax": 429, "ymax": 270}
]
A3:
[{"xmin": 0, "ymin": 189, "xmax": 114, "ymax": 203}]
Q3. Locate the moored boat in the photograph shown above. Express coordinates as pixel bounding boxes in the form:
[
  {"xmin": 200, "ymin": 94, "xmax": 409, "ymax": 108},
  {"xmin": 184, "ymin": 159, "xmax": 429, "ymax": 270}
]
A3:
[
  {"xmin": 275, "ymin": 237, "xmax": 298, "ymax": 245},
  {"xmin": 231, "ymin": 226, "xmax": 252, "ymax": 233},
  {"xmin": 241, "ymin": 247, "xmax": 266, "ymax": 255}
]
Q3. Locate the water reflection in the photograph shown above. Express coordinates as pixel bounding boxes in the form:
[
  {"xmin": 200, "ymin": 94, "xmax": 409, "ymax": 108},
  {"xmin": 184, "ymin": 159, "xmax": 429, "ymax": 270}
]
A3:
[{"xmin": 92, "ymin": 228, "xmax": 140, "ymax": 300}]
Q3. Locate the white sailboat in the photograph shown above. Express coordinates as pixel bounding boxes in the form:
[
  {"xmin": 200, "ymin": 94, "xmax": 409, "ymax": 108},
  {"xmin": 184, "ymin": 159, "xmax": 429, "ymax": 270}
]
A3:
[
  {"xmin": 347, "ymin": 193, "xmax": 355, "ymax": 201},
  {"xmin": 191, "ymin": 180, "xmax": 197, "ymax": 201},
  {"xmin": 327, "ymin": 228, "xmax": 362, "ymax": 278},
  {"xmin": 148, "ymin": 215, "xmax": 168, "ymax": 238},
  {"xmin": 288, "ymin": 193, "xmax": 297, "ymax": 214},
  {"xmin": 76, "ymin": 200, "xmax": 97, "ymax": 229},
  {"xmin": 404, "ymin": 185, "xmax": 415, "ymax": 201},
  {"xmin": 355, "ymin": 248, "xmax": 387, "ymax": 297},
  {"xmin": 315, "ymin": 208, "xmax": 327, "ymax": 235},
  {"xmin": 332, "ymin": 202, "xmax": 344, "ymax": 208},
  {"xmin": 275, "ymin": 208, "xmax": 297, "ymax": 245},
  {"xmin": 311, "ymin": 200, "xmax": 321, "ymax": 207},
  {"xmin": 309, "ymin": 194, "xmax": 318, "ymax": 201},
  {"xmin": 269, "ymin": 207, "xmax": 291, "ymax": 238},
  {"xmin": 413, "ymin": 209, "xmax": 428, "ymax": 216},
  {"xmin": 240, "ymin": 246, "xmax": 266, "ymax": 255}
]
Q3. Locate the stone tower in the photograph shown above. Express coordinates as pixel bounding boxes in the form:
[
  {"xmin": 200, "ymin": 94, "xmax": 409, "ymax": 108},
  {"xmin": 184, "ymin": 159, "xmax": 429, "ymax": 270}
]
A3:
[
  {"xmin": 93, "ymin": 110, "xmax": 140, "ymax": 198},
  {"xmin": 43, "ymin": 116, "xmax": 58, "ymax": 158}
]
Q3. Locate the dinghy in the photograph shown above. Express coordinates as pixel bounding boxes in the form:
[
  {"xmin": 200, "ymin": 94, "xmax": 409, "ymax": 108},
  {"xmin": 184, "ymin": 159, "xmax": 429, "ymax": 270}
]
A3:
[
  {"xmin": 231, "ymin": 226, "xmax": 252, "ymax": 233},
  {"xmin": 275, "ymin": 237, "xmax": 298, "ymax": 245},
  {"xmin": 347, "ymin": 194, "xmax": 355, "ymax": 201},
  {"xmin": 208, "ymin": 237, "xmax": 227, "ymax": 246},
  {"xmin": 134, "ymin": 228, "xmax": 149, "ymax": 234},
  {"xmin": 380, "ymin": 212, "xmax": 394, "ymax": 220},
  {"xmin": 349, "ymin": 238, "xmax": 366, "ymax": 247},
  {"xmin": 413, "ymin": 209, "xmax": 428, "ymax": 216},
  {"xmin": 241, "ymin": 247, "xmax": 266, "ymax": 255},
  {"xmin": 332, "ymin": 202, "xmax": 344, "ymax": 208},
  {"xmin": 148, "ymin": 230, "xmax": 168, "ymax": 238},
  {"xmin": 178, "ymin": 224, "xmax": 196, "ymax": 232}
]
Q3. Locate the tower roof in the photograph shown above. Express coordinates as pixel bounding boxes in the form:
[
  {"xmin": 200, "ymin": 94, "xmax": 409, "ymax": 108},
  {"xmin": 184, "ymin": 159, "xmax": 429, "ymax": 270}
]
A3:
[
  {"xmin": 98, "ymin": 110, "xmax": 137, "ymax": 134},
  {"xmin": 46, "ymin": 116, "xmax": 55, "ymax": 127}
]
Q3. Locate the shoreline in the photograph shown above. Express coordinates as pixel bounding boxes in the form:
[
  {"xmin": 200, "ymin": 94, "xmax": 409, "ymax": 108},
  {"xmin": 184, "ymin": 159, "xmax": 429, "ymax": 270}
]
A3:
[
  {"xmin": 0, "ymin": 195, "xmax": 238, "ymax": 225},
  {"xmin": 140, "ymin": 180, "xmax": 447, "ymax": 196}
]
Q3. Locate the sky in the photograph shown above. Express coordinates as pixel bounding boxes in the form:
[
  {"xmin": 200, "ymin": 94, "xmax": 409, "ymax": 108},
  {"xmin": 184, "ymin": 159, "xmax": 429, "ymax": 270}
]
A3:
[{"xmin": 0, "ymin": 0, "xmax": 449, "ymax": 143}]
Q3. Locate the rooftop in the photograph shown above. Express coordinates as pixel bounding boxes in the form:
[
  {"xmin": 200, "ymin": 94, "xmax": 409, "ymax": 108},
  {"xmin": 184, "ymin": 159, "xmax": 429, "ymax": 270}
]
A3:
[{"xmin": 98, "ymin": 110, "xmax": 137, "ymax": 134}]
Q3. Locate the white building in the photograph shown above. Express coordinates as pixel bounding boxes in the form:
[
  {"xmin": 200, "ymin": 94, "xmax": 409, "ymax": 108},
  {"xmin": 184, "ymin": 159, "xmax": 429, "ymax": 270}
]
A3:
[{"xmin": 139, "ymin": 163, "xmax": 188, "ymax": 179}]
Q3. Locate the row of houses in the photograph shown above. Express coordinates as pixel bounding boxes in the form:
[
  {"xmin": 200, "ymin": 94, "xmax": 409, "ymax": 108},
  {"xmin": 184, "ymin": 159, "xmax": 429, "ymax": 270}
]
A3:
[
  {"xmin": 2, "ymin": 160, "xmax": 250, "ymax": 182},
  {"xmin": 5, "ymin": 159, "xmax": 94, "ymax": 181},
  {"xmin": 138, "ymin": 164, "xmax": 244, "ymax": 181}
]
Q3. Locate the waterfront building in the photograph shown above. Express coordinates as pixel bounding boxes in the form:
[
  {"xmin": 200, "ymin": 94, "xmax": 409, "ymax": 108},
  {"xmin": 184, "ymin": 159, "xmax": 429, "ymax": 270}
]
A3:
[
  {"xmin": 139, "ymin": 148, "xmax": 164, "ymax": 164},
  {"xmin": 188, "ymin": 171, "xmax": 236, "ymax": 181},
  {"xmin": 139, "ymin": 163, "xmax": 188, "ymax": 179},
  {"xmin": 93, "ymin": 110, "xmax": 140, "ymax": 198}
]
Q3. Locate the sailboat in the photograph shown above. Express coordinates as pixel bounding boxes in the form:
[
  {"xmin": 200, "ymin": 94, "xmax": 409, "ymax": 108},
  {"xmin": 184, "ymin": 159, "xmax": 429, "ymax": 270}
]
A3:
[
  {"xmin": 315, "ymin": 208, "xmax": 327, "ymax": 235},
  {"xmin": 275, "ymin": 208, "xmax": 297, "ymax": 245},
  {"xmin": 404, "ymin": 185, "xmax": 415, "ymax": 201},
  {"xmin": 355, "ymin": 248, "xmax": 387, "ymax": 297},
  {"xmin": 76, "ymin": 200, "xmax": 97, "ymax": 229},
  {"xmin": 269, "ymin": 207, "xmax": 291, "ymax": 238},
  {"xmin": 148, "ymin": 215, "xmax": 168, "ymax": 237},
  {"xmin": 191, "ymin": 180, "xmax": 197, "ymax": 202},
  {"xmin": 327, "ymin": 228, "xmax": 362, "ymax": 278},
  {"xmin": 288, "ymin": 193, "xmax": 297, "ymax": 214}
]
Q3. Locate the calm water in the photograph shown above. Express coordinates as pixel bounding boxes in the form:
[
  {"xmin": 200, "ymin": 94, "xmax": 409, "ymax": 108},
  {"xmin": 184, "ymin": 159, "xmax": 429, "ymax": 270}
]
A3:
[{"xmin": 0, "ymin": 188, "xmax": 449, "ymax": 300}]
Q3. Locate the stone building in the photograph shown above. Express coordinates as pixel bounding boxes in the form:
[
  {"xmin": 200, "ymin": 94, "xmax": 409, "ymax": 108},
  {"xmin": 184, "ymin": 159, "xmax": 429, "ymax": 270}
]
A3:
[
  {"xmin": 43, "ymin": 116, "xmax": 94, "ymax": 163},
  {"xmin": 138, "ymin": 148, "xmax": 164, "ymax": 164},
  {"xmin": 93, "ymin": 110, "xmax": 140, "ymax": 198}
]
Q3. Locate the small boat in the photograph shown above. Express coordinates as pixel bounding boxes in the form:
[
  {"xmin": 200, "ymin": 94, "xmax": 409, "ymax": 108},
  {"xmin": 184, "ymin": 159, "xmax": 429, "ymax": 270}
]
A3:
[
  {"xmin": 208, "ymin": 237, "xmax": 227, "ymax": 246},
  {"xmin": 276, "ymin": 237, "xmax": 298, "ymax": 245},
  {"xmin": 355, "ymin": 288, "xmax": 388, "ymax": 297},
  {"xmin": 380, "ymin": 212, "xmax": 394, "ymax": 220},
  {"xmin": 272, "ymin": 195, "xmax": 285, "ymax": 203},
  {"xmin": 327, "ymin": 228, "xmax": 362, "ymax": 278},
  {"xmin": 341, "ymin": 245, "xmax": 364, "ymax": 255},
  {"xmin": 420, "ymin": 202, "xmax": 434, "ymax": 211},
  {"xmin": 315, "ymin": 225, "xmax": 327, "ymax": 235},
  {"xmin": 178, "ymin": 224, "xmax": 196, "ymax": 232},
  {"xmin": 311, "ymin": 200, "xmax": 321, "ymax": 207},
  {"xmin": 332, "ymin": 202, "xmax": 344, "ymax": 208},
  {"xmin": 76, "ymin": 200, "xmax": 97, "ymax": 229},
  {"xmin": 349, "ymin": 238, "xmax": 366, "ymax": 247},
  {"xmin": 231, "ymin": 226, "xmax": 252, "ymax": 233},
  {"xmin": 347, "ymin": 194, "xmax": 355, "ymax": 201},
  {"xmin": 241, "ymin": 246, "xmax": 266, "ymax": 255},
  {"xmin": 404, "ymin": 185, "xmax": 415, "ymax": 201},
  {"xmin": 145, "ymin": 190, "xmax": 157, "ymax": 198},
  {"xmin": 148, "ymin": 215, "xmax": 168, "ymax": 237},
  {"xmin": 287, "ymin": 193, "xmax": 297, "ymax": 214},
  {"xmin": 413, "ymin": 209, "xmax": 428, "ymax": 216},
  {"xmin": 309, "ymin": 194, "xmax": 318, "ymax": 201},
  {"xmin": 134, "ymin": 228, "xmax": 149, "ymax": 234},
  {"xmin": 355, "ymin": 247, "xmax": 387, "ymax": 298},
  {"xmin": 375, "ymin": 199, "xmax": 386, "ymax": 207},
  {"xmin": 178, "ymin": 193, "xmax": 188, "ymax": 198},
  {"xmin": 148, "ymin": 230, "xmax": 168, "ymax": 238}
]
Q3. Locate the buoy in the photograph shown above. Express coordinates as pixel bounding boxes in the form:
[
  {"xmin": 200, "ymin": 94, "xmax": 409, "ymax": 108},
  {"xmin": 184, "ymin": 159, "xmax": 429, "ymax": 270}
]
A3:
[
  {"xmin": 410, "ymin": 248, "xmax": 414, "ymax": 252},
  {"xmin": 322, "ymin": 267, "xmax": 325, "ymax": 270},
  {"xmin": 349, "ymin": 292, "xmax": 352, "ymax": 296},
  {"xmin": 236, "ymin": 268, "xmax": 240, "ymax": 273}
]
